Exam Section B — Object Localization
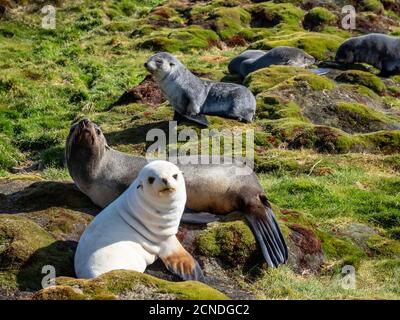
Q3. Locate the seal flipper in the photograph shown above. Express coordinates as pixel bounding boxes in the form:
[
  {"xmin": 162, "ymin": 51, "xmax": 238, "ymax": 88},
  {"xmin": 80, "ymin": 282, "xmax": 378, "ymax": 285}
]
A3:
[
  {"xmin": 244, "ymin": 196, "xmax": 288, "ymax": 268},
  {"xmin": 173, "ymin": 110, "xmax": 209, "ymax": 127},
  {"xmin": 160, "ymin": 236, "xmax": 205, "ymax": 282}
]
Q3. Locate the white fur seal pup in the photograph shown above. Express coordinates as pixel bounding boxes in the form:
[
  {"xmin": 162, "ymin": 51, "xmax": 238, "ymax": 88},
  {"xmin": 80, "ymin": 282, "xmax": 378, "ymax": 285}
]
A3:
[
  {"xmin": 335, "ymin": 33, "xmax": 400, "ymax": 76},
  {"xmin": 66, "ymin": 119, "xmax": 288, "ymax": 268},
  {"xmin": 75, "ymin": 160, "xmax": 205, "ymax": 281},
  {"xmin": 144, "ymin": 52, "xmax": 257, "ymax": 127},
  {"xmin": 239, "ymin": 46, "xmax": 316, "ymax": 78},
  {"xmin": 228, "ymin": 49, "xmax": 266, "ymax": 75}
]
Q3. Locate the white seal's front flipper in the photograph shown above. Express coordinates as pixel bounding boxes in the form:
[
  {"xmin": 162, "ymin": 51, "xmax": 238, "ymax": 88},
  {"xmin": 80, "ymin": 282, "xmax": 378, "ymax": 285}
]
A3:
[
  {"xmin": 181, "ymin": 212, "xmax": 221, "ymax": 224},
  {"xmin": 159, "ymin": 236, "xmax": 205, "ymax": 282},
  {"xmin": 309, "ymin": 68, "xmax": 331, "ymax": 75},
  {"xmin": 173, "ymin": 110, "xmax": 209, "ymax": 127}
]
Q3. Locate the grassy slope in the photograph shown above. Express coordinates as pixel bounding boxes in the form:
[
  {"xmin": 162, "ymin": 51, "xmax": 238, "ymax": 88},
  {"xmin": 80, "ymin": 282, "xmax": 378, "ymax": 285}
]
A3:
[{"xmin": 0, "ymin": 0, "xmax": 399, "ymax": 299}]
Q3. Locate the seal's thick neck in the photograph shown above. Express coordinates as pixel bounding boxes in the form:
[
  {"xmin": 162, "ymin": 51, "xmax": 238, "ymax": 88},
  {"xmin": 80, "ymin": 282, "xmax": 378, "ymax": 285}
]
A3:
[{"xmin": 119, "ymin": 178, "xmax": 186, "ymax": 244}]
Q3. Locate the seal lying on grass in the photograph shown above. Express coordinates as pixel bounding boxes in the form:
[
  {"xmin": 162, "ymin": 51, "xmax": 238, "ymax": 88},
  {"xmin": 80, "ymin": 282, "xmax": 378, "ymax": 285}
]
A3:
[
  {"xmin": 228, "ymin": 47, "xmax": 315, "ymax": 78},
  {"xmin": 144, "ymin": 52, "xmax": 256, "ymax": 127},
  {"xmin": 335, "ymin": 33, "xmax": 400, "ymax": 76},
  {"xmin": 66, "ymin": 119, "xmax": 288, "ymax": 268}
]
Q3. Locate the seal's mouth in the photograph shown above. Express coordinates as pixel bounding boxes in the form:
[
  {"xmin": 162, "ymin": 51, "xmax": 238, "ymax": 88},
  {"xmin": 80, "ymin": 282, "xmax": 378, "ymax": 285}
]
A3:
[{"xmin": 159, "ymin": 187, "xmax": 176, "ymax": 194}]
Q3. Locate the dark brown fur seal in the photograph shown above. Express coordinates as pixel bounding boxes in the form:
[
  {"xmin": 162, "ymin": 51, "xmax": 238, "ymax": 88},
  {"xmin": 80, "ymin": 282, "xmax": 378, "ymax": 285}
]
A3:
[
  {"xmin": 66, "ymin": 119, "xmax": 288, "ymax": 268},
  {"xmin": 335, "ymin": 33, "xmax": 400, "ymax": 76}
]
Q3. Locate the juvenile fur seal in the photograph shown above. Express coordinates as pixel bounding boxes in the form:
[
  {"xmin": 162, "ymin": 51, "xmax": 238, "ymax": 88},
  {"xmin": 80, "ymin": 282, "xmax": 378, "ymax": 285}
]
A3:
[
  {"xmin": 66, "ymin": 119, "xmax": 288, "ymax": 268},
  {"xmin": 144, "ymin": 52, "xmax": 256, "ymax": 126},
  {"xmin": 75, "ymin": 160, "xmax": 204, "ymax": 281},
  {"xmin": 335, "ymin": 33, "xmax": 400, "ymax": 76},
  {"xmin": 228, "ymin": 49, "xmax": 266, "ymax": 75},
  {"xmin": 239, "ymin": 46, "xmax": 316, "ymax": 78}
]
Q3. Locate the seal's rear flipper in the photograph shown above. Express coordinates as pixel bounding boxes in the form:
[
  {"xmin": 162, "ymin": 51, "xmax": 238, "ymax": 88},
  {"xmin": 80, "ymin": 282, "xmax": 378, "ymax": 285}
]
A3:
[
  {"xmin": 245, "ymin": 201, "xmax": 288, "ymax": 268},
  {"xmin": 173, "ymin": 111, "xmax": 209, "ymax": 127},
  {"xmin": 309, "ymin": 68, "xmax": 330, "ymax": 76},
  {"xmin": 160, "ymin": 237, "xmax": 205, "ymax": 282}
]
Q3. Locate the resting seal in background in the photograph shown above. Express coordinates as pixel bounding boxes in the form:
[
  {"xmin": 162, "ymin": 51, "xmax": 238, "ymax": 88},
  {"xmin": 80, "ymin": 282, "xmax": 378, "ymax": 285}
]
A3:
[
  {"xmin": 75, "ymin": 161, "xmax": 204, "ymax": 281},
  {"xmin": 335, "ymin": 33, "xmax": 400, "ymax": 76},
  {"xmin": 66, "ymin": 119, "xmax": 288, "ymax": 268},
  {"xmin": 228, "ymin": 49, "xmax": 265, "ymax": 75},
  {"xmin": 238, "ymin": 46, "xmax": 316, "ymax": 78},
  {"xmin": 144, "ymin": 52, "xmax": 256, "ymax": 127}
]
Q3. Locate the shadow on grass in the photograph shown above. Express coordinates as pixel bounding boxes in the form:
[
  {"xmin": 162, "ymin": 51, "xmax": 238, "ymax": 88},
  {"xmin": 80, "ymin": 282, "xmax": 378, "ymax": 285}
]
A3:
[{"xmin": 0, "ymin": 181, "xmax": 98, "ymax": 214}]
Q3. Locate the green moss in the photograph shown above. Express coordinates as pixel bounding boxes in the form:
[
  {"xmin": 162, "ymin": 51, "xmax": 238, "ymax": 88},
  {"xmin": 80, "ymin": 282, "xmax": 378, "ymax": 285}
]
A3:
[
  {"xmin": 0, "ymin": 215, "xmax": 75, "ymax": 290},
  {"xmin": 210, "ymin": 7, "xmax": 251, "ymax": 40},
  {"xmin": 388, "ymin": 227, "xmax": 400, "ymax": 240},
  {"xmin": 336, "ymin": 70, "xmax": 386, "ymax": 94},
  {"xmin": 197, "ymin": 219, "xmax": 257, "ymax": 266},
  {"xmin": 286, "ymin": 73, "xmax": 335, "ymax": 91},
  {"xmin": 304, "ymin": 7, "xmax": 337, "ymax": 30},
  {"xmin": 248, "ymin": 2, "xmax": 304, "ymax": 31},
  {"xmin": 366, "ymin": 235, "xmax": 400, "ymax": 257},
  {"xmin": 360, "ymin": 0, "xmax": 384, "ymax": 13},
  {"xmin": 33, "ymin": 270, "xmax": 229, "ymax": 300},
  {"xmin": 0, "ymin": 134, "xmax": 22, "ymax": 171},
  {"xmin": 250, "ymin": 32, "xmax": 343, "ymax": 60},
  {"xmin": 356, "ymin": 130, "xmax": 400, "ymax": 154},
  {"xmin": 336, "ymin": 102, "xmax": 395, "ymax": 130},
  {"xmin": 244, "ymin": 65, "xmax": 307, "ymax": 95},
  {"xmin": 139, "ymin": 26, "xmax": 220, "ymax": 52},
  {"xmin": 317, "ymin": 230, "xmax": 366, "ymax": 268},
  {"xmin": 147, "ymin": 5, "xmax": 186, "ymax": 27}
]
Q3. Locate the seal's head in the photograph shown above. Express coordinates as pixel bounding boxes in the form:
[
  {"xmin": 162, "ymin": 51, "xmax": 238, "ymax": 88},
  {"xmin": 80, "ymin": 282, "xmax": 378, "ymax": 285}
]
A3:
[
  {"xmin": 335, "ymin": 40, "xmax": 354, "ymax": 64},
  {"xmin": 66, "ymin": 119, "xmax": 108, "ymax": 163},
  {"xmin": 297, "ymin": 51, "xmax": 315, "ymax": 67},
  {"xmin": 137, "ymin": 160, "xmax": 186, "ymax": 202},
  {"xmin": 289, "ymin": 48, "xmax": 315, "ymax": 67},
  {"xmin": 144, "ymin": 52, "xmax": 181, "ymax": 80}
]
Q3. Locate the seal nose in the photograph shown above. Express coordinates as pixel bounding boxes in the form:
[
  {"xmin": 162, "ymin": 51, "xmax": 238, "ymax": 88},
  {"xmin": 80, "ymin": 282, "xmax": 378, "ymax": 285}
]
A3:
[
  {"xmin": 81, "ymin": 119, "xmax": 90, "ymax": 127},
  {"xmin": 161, "ymin": 178, "xmax": 168, "ymax": 185}
]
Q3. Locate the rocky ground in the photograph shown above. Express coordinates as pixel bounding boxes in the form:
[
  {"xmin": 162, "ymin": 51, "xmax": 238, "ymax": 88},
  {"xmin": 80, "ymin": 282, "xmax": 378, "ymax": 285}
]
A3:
[{"xmin": 0, "ymin": 0, "xmax": 399, "ymax": 299}]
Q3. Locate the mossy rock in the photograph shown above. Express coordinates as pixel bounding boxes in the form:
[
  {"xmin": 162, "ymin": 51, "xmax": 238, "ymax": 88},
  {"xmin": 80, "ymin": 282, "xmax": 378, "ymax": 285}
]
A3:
[
  {"xmin": 304, "ymin": 7, "xmax": 337, "ymax": 31},
  {"xmin": 316, "ymin": 229, "xmax": 366, "ymax": 268},
  {"xmin": 147, "ymin": 5, "xmax": 186, "ymax": 27},
  {"xmin": 248, "ymin": 2, "xmax": 304, "ymax": 30},
  {"xmin": 336, "ymin": 70, "xmax": 386, "ymax": 94},
  {"xmin": 333, "ymin": 102, "xmax": 398, "ymax": 133},
  {"xmin": 366, "ymin": 235, "xmax": 400, "ymax": 257},
  {"xmin": 277, "ymin": 73, "xmax": 336, "ymax": 91},
  {"xmin": 0, "ymin": 215, "xmax": 76, "ymax": 290},
  {"xmin": 354, "ymin": 130, "xmax": 400, "ymax": 154},
  {"xmin": 197, "ymin": 219, "xmax": 258, "ymax": 266},
  {"xmin": 244, "ymin": 65, "xmax": 308, "ymax": 95},
  {"xmin": 250, "ymin": 32, "xmax": 343, "ymax": 60},
  {"xmin": 33, "ymin": 270, "xmax": 229, "ymax": 300},
  {"xmin": 210, "ymin": 7, "xmax": 251, "ymax": 40},
  {"xmin": 139, "ymin": 26, "xmax": 220, "ymax": 52},
  {"xmin": 359, "ymin": 0, "xmax": 384, "ymax": 13}
]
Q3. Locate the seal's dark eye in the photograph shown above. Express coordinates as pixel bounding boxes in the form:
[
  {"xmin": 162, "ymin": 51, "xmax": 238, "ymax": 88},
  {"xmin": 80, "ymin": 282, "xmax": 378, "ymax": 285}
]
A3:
[
  {"xmin": 170, "ymin": 62, "xmax": 175, "ymax": 66},
  {"xmin": 148, "ymin": 177, "xmax": 155, "ymax": 184},
  {"xmin": 95, "ymin": 128, "xmax": 101, "ymax": 135},
  {"xmin": 173, "ymin": 174, "xmax": 178, "ymax": 180}
]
